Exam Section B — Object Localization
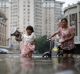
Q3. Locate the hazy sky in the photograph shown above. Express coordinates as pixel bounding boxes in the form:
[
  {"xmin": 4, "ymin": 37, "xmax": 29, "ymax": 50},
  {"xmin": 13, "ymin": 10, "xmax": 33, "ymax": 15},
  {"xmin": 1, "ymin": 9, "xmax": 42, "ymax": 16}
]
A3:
[{"xmin": 57, "ymin": 0, "xmax": 80, "ymax": 8}]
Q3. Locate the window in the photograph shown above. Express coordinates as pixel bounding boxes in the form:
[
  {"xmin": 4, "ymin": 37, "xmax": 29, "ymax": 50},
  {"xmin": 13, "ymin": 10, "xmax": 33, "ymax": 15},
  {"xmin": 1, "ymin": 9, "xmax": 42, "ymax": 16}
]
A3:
[
  {"xmin": 70, "ymin": 13, "xmax": 77, "ymax": 35},
  {"xmin": 24, "ymin": 9, "xmax": 25, "ymax": 11},
  {"xmin": 23, "ymin": 5, "xmax": 25, "ymax": 7},
  {"xmin": 28, "ymin": 1, "xmax": 30, "ymax": 4},
  {"xmin": 28, "ymin": 9, "xmax": 30, "ymax": 11},
  {"xmin": 27, "ymin": 5, "xmax": 30, "ymax": 7},
  {"xmin": 28, "ymin": 19, "xmax": 29, "ymax": 22},
  {"xmin": 28, "ymin": 11, "xmax": 30, "ymax": 14}
]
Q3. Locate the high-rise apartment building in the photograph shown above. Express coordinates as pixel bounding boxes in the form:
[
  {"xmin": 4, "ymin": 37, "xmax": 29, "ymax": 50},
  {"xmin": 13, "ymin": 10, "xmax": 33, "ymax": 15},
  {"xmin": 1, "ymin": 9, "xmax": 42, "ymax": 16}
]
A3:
[
  {"xmin": 10, "ymin": 0, "xmax": 35, "ymax": 32},
  {"xmin": 19, "ymin": 0, "xmax": 34, "ymax": 31},
  {"xmin": 34, "ymin": 0, "xmax": 63, "ymax": 38},
  {"xmin": 34, "ymin": 0, "xmax": 43, "ymax": 37},
  {"xmin": 41, "ymin": 0, "xmax": 63, "ymax": 38},
  {"xmin": 9, "ymin": 0, "xmax": 19, "ymax": 49}
]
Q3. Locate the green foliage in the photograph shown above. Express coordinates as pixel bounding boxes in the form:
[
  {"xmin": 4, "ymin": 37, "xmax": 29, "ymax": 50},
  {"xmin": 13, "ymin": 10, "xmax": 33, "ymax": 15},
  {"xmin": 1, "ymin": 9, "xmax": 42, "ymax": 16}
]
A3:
[{"xmin": 35, "ymin": 35, "xmax": 50, "ymax": 54}]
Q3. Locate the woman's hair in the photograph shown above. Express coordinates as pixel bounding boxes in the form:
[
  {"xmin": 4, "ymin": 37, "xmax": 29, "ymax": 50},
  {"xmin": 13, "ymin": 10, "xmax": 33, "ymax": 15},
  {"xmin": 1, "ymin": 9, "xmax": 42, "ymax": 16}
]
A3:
[
  {"xmin": 61, "ymin": 18, "xmax": 68, "ymax": 23},
  {"xmin": 26, "ymin": 25, "xmax": 34, "ymax": 32}
]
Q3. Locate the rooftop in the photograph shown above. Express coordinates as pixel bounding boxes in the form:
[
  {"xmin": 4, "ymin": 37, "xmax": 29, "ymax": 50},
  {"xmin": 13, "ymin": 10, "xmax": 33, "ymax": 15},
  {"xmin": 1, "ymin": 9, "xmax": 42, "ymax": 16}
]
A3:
[{"xmin": 64, "ymin": 1, "xmax": 80, "ymax": 12}]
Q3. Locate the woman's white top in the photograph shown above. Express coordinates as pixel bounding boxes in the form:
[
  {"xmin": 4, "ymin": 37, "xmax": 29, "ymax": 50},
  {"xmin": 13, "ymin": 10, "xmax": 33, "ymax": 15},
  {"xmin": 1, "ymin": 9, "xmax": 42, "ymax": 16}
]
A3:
[{"xmin": 22, "ymin": 33, "xmax": 36, "ymax": 43}]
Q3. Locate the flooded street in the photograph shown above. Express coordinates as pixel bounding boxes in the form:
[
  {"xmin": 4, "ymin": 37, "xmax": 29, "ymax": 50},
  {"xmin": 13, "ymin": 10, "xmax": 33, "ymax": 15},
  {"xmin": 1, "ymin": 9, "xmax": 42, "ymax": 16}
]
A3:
[{"xmin": 0, "ymin": 54, "xmax": 80, "ymax": 74}]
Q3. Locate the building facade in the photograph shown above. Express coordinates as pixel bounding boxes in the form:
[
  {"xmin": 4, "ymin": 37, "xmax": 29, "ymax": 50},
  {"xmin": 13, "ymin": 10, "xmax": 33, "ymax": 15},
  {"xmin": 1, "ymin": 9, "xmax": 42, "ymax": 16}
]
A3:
[
  {"xmin": 0, "ymin": 12, "xmax": 7, "ymax": 46},
  {"xmin": 34, "ymin": 0, "xmax": 63, "ymax": 38},
  {"xmin": 9, "ymin": 0, "xmax": 20, "ymax": 49},
  {"xmin": 34, "ymin": 0, "xmax": 43, "ymax": 37},
  {"xmin": 0, "ymin": 0, "xmax": 9, "ymax": 47},
  {"xmin": 64, "ymin": 2, "xmax": 80, "ymax": 44},
  {"xmin": 41, "ymin": 0, "xmax": 63, "ymax": 38},
  {"xmin": 10, "ymin": 0, "xmax": 35, "ymax": 32},
  {"xmin": 19, "ymin": 0, "xmax": 34, "ymax": 31}
]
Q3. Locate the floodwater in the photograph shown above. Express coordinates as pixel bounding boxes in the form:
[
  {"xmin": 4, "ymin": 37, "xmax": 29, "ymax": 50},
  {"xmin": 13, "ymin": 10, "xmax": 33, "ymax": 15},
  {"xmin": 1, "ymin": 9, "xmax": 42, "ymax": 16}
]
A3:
[{"xmin": 0, "ymin": 54, "xmax": 80, "ymax": 74}]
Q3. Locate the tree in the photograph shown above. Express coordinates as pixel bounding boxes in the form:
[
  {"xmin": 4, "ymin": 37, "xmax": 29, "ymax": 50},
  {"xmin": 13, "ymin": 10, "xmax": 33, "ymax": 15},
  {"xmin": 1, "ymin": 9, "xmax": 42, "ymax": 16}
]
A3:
[{"xmin": 35, "ymin": 35, "xmax": 50, "ymax": 54}]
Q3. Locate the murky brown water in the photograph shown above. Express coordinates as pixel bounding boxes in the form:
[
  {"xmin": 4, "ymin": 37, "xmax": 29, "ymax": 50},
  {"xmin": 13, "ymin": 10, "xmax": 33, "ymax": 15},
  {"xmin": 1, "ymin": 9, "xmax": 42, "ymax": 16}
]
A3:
[{"xmin": 0, "ymin": 54, "xmax": 80, "ymax": 74}]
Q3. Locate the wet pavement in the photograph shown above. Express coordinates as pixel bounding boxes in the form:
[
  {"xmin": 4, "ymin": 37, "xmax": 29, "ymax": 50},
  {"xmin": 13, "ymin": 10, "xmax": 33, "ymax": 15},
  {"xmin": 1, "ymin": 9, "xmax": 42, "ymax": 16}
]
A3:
[{"xmin": 0, "ymin": 54, "xmax": 80, "ymax": 74}]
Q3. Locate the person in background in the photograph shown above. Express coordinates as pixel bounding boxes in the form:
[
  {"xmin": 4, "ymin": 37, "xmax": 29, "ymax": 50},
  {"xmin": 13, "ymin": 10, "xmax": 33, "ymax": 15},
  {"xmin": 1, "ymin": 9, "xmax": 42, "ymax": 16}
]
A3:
[
  {"xmin": 50, "ymin": 18, "xmax": 75, "ymax": 57},
  {"xmin": 20, "ymin": 26, "xmax": 36, "ymax": 58}
]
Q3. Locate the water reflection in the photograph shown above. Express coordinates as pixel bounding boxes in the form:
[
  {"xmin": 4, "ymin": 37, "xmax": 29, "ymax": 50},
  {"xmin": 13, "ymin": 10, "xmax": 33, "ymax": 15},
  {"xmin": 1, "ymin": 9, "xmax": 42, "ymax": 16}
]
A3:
[
  {"xmin": 53, "ymin": 57, "xmax": 77, "ymax": 74},
  {"xmin": 0, "ymin": 55, "xmax": 9, "ymax": 74},
  {"xmin": 0, "ymin": 54, "xmax": 80, "ymax": 74},
  {"xmin": 20, "ymin": 57, "xmax": 34, "ymax": 74},
  {"xmin": 33, "ymin": 59, "xmax": 53, "ymax": 74}
]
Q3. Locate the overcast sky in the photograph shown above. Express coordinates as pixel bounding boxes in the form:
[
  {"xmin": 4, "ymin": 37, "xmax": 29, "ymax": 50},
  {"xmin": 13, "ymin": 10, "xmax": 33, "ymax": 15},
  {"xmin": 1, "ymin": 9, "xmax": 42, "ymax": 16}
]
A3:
[{"xmin": 57, "ymin": 0, "xmax": 80, "ymax": 8}]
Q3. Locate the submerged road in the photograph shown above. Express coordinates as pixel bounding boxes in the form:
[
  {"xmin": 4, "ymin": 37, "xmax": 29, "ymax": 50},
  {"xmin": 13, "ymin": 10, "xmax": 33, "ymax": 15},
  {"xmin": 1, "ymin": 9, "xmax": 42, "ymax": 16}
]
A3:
[{"xmin": 0, "ymin": 54, "xmax": 80, "ymax": 74}]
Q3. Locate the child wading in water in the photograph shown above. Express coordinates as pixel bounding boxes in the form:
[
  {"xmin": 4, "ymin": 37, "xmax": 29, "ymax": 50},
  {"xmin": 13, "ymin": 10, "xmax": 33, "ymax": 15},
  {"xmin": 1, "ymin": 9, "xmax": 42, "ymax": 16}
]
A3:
[{"xmin": 20, "ymin": 26, "xmax": 36, "ymax": 58}]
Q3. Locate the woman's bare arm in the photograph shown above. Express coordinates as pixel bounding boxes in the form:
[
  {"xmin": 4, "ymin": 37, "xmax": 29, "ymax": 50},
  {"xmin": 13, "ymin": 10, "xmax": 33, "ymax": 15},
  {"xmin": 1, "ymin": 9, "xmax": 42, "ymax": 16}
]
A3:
[{"xmin": 49, "ymin": 31, "xmax": 59, "ymax": 39}]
